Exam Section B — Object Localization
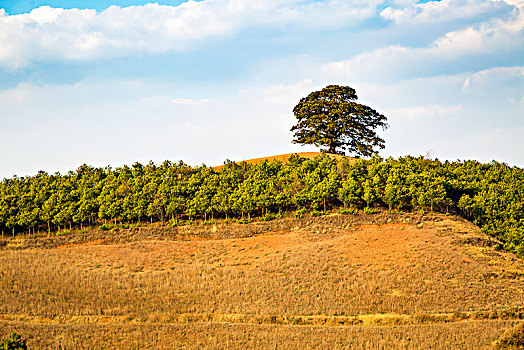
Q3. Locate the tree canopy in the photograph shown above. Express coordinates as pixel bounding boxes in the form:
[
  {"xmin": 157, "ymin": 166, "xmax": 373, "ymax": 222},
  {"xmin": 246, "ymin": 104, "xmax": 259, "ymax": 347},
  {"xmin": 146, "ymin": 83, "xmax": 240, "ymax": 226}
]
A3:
[
  {"xmin": 291, "ymin": 85, "xmax": 388, "ymax": 156},
  {"xmin": 1, "ymin": 155, "xmax": 524, "ymax": 258}
]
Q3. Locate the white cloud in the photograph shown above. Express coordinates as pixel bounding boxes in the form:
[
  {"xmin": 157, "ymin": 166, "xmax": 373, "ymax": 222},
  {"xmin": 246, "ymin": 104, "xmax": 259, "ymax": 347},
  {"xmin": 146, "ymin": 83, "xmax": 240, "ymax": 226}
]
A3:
[
  {"xmin": 380, "ymin": 0, "xmax": 511, "ymax": 24},
  {"xmin": 321, "ymin": 6, "xmax": 524, "ymax": 82},
  {"xmin": 463, "ymin": 66, "xmax": 524, "ymax": 93},
  {"xmin": 0, "ymin": 0, "xmax": 380, "ymax": 68},
  {"xmin": 432, "ymin": 12, "xmax": 524, "ymax": 57},
  {"xmin": 461, "ymin": 66, "xmax": 524, "ymax": 109},
  {"xmin": 497, "ymin": 0, "xmax": 524, "ymax": 7}
]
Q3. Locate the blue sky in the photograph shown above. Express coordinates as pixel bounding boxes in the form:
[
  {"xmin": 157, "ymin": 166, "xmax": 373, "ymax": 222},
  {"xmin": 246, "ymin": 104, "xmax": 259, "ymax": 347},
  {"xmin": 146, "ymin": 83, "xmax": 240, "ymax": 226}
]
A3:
[{"xmin": 1, "ymin": 0, "xmax": 523, "ymax": 178}]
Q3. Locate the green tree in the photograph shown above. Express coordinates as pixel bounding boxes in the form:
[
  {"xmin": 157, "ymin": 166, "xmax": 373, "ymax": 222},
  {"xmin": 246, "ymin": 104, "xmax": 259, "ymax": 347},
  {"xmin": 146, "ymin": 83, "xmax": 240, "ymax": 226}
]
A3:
[
  {"xmin": 279, "ymin": 154, "xmax": 307, "ymax": 210},
  {"xmin": 338, "ymin": 177, "xmax": 361, "ymax": 208},
  {"xmin": 0, "ymin": 332, "xmax": 27, "ymax": 350},
  {"xmin": 291, "ymin": 85, "xmax": 388, "ymax": 156},
  {"xmin": 383, "ymin": 167, "xmax": 409, "ymax": 210},
  {"xmin": 338, "ymin": 159, "xmax": 367, "ymax": 208},
  {"xmin": 212, "ymin": 161, "xmax": 243, "ymax": 219},
  {"xmin": 300, "ymin": 155, "xmax": 340, "ymax": 211},
  {"xmin": 362, "ymin": 179, "xmax": 377, "ymax": 208}
]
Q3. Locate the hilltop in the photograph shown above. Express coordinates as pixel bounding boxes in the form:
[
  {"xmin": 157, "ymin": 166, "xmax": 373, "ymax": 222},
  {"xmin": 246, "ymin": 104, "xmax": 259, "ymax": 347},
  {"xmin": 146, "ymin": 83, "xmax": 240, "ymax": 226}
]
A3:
[
  {"xmin": 212, "ymin": 151, "xmax": 355, "ymax": 170},
  {"xmin": 1, "ymin": 211, "xmax": 523, "ymax": 349}
]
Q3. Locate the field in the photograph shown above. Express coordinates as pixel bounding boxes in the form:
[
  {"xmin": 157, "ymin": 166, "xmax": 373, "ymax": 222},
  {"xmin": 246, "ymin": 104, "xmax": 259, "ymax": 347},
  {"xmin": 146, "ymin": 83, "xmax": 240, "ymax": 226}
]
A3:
[{"xmin": 1, "ymin": 212, "xmax": 524, "ymax": 349}]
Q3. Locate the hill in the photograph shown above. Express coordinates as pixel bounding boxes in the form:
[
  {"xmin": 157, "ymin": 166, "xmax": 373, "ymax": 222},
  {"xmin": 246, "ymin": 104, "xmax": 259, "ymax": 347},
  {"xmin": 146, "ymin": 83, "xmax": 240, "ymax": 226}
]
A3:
[
  {"xmin": 1, "ymin": 212, "xmax": 523, "ymax": 349},
  {"xmin": 212, "ymin": 151, "xmax": 354, "ymax": 170},
  {"xmin": 2, "ymin": 153, "xmax": 523, "ymax": 259}
]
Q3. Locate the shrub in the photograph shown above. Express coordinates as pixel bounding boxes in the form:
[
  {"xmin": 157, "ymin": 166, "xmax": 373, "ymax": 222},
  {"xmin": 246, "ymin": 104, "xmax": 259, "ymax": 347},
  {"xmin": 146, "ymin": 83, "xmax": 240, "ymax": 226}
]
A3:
[
  {"xmin": 99, "ymin": 223, "xmax": 113, "ymax": 231},
  {"xmin": 363, "ymin": 207, "xmax": 379, "ymax": 214},
  {"xmin": 56, "ymin": 229, "xmax": 72, "ymax": 237},
  {"xmin": 339, "ymin": 208, "xmax": 358, "ymax": 215},
  {"xmin": 129, "ymin": 223, "xmax": 141, "ymax": 230},
  {"xmin": 310, "ymin": 210, "xmax": 324, "ymax": 217},
  {"xmin": 294, "ymin": 209, "xmax": 307, "ymax": 218},
  {"xmin": 260, "ymin": 213, "xmax": 278, "ymax": 222},
  {"xmin": 0, "ymin": 332, "xmax": 27, "ymax": 350}
]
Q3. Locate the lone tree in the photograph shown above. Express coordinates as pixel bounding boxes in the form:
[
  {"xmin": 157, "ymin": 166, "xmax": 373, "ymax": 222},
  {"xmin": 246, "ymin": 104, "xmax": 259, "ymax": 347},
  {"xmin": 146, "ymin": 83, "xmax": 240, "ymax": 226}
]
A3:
[{"xmin": 291, "ymin": 85, "xmax": 388, "ymax": 156}]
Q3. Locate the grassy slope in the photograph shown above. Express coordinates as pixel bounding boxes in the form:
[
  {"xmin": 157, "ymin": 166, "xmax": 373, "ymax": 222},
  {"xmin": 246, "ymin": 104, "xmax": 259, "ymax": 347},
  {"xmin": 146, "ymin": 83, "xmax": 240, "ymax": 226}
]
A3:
[{"xmin": 1, "ymin": 212, "xmax": 524, "ymax": 349}]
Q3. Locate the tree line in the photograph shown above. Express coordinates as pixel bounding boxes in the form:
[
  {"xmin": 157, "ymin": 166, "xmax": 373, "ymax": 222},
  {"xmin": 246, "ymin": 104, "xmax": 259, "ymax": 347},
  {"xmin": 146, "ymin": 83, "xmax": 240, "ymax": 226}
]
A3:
[{"xmin": 1, "ymin": 154, "xmax": 523, "ymax": 257}]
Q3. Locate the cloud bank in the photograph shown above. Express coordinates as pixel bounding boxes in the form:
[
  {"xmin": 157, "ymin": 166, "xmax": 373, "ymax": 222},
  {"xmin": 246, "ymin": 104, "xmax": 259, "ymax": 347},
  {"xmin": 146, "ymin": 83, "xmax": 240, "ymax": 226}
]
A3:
[
  {"xmin": 322, "ymin": 5, "xmax": 524, "ymax": 82},
  {"xmin": 0, "ymin": 0, "xmax": 380, "ymax": 68},
  {"xmin": 380, "ymin": 0, "xmax": 511, "ymax": 24},
  {"xmin": 1, "ymin": 0, "xmax": 523, "ymax": 177}
]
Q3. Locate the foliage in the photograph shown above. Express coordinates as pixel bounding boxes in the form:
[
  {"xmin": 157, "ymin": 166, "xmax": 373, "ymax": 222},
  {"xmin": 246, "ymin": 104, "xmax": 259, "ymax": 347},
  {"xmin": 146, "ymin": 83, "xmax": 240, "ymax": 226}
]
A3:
[
  {"xmin": 0, "ymin": 332, "xmax": 27, "ymax": 350},
  {"xmin": 339, "ymin": 208, "xmax": 358, "ymax": 215},
  {"xmin": 294, "ymin": 208, "xmax": 307, "ymax": 218},
  {"xmin": 1, "ymin": 154, "xmax": 524, "ymax": 257},
  {"xmin": 290, "ymin": 85, "xmax": 388, "ymax": 156},
  {"xmin": 363, "ymin": 207, "xmax": 379, "ymax": 215},
  {"xmin": 260, "ymin": 212, "xmax": 280, "ymax": 222}
]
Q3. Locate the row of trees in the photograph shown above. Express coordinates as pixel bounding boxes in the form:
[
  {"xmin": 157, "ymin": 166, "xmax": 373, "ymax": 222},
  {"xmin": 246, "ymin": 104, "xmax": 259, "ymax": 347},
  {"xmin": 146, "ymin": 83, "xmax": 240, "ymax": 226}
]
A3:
[{"xmin": 1, "ymin": 154, "xmax": 523, "ymax": 256}]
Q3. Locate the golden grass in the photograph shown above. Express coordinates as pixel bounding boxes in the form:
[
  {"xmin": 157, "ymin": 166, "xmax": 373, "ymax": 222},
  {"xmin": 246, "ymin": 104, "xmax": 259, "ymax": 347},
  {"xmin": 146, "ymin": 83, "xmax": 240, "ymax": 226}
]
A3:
[
  {"xmin": 1, "ymin": 213, "xmax": 524, "ymax": 348},
  {"xmin": 2, "ymin": 320, "xmax": 523, "ymax": 349}
]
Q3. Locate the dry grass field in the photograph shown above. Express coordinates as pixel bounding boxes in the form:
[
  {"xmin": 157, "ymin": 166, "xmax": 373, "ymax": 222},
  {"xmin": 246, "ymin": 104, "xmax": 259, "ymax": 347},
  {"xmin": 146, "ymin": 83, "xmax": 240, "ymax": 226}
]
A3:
[{"xmin": 1, "ymin": 212, "xmax": 524, "ymax": 349}]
